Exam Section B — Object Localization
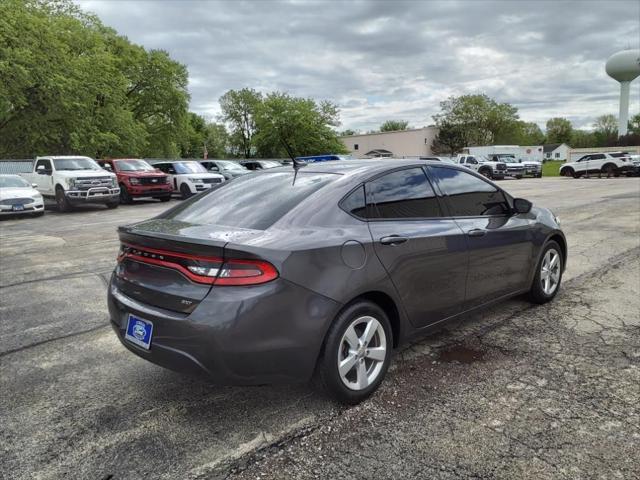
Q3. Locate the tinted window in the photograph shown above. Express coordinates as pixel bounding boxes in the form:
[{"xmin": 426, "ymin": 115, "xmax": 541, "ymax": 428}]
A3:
[
  {"xmin": 166, "ymin": 172, "xmax": 336, "ymax": 230},
  {"xmin": 366, "ymin": 168, "xmax": 441, "ymax": 219},
  {"xmin": 591, "ymin": 154, "xmax": 605, "ymax": 160},
  {"xmin": 341, "ymin": 186, "xmax": 366, "ymax": 218},
  {"xmin": 430, "ymin": 167, "xmax": 509, "ymax": 216}
]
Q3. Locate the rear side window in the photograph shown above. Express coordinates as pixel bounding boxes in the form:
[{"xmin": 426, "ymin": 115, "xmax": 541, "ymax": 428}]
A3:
[
  {"xmin": 366, "ymin": 167, "xmax": 442, "ymax": 219},
  {"xmin": 341, "ymin": 186, "xmax": 366, "ymax": 218},
  {"xmin": 430, "ymin": 167, "xmax": 509, "ymax": 216},
  {"xmin": 165, "ymin": 172, "xmax": 336, "ymax": 230}
]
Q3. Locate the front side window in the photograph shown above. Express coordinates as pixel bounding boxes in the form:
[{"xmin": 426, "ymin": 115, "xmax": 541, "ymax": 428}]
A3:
[
  {"xmin": 366, "ymin": 167, "xmax": 441, "ymax": 219},
  {"xmin": 430, "ymin": 167, "xmax": 509, "ymax": 217},
  {"xmin": 591, "ymin": 154, "xmax": 605, "ymax": 160},
  {"xmin": 35, "ymin": 159, "xmax": 52, "ymax": 171}
]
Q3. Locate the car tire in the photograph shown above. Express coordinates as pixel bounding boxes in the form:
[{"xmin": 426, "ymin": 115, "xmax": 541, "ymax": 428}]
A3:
[
  {"xmin": 32, "ymin": 211, "xmax": 45, "ymax": 217},
  {"xmin": 602, "ymin": 163, "xmax": 617, "ymax": 178},
  {"xmin": 106, "ymin": 201, "xmax": 119, "ymax": 209},
  {"xmin": 515, "ymin": 175, "xmax": 523, "ymax": 179},
  {"xmin": 158, "ymin": 195, "xmax": 172, "ymax": 202},
  {"xmin": 119, "ymin": 185, "xmax": 133, "ymax": 204},
  {"xmin": 528, "ymin": 240, "xmax": 563, "ymax": 304},
  {"xmin": 55, "ymin": 186, "xmax": 72, "ymax": 212},
  {"xmin": 180, "ymin": 183, "xmax": 192, "ymax": 200},
  {"xmin": 317, "ymin": 300, "xmax": 393, "ymax": 405},
  {"xmin": 479, "ymin": 168, "xmax": 493, "ymax": 179},
  {"xmin": 561, "ymin": 167, "xmax": 573, "ymax": 178},
  {"xmin": 536, "ymin": 173, "xmax": 542, "ymax": 178}
]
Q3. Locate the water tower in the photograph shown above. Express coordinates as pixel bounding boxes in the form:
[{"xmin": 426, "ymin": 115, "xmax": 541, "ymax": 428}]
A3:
[{"xmin": 605, "ymin": 49, "xmax": 640, "ymax": 136}]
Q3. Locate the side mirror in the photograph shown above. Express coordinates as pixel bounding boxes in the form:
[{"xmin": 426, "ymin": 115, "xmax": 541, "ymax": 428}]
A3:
[
  {"xmin": 36, "ymin": 165, "xmax": 50, "ymax": 175},
  {"xmin": 32, "ymin": 183, "xmax": 38, "ymax": 188},
  {"xmin": 103, "ymin": 164, "xmax": 113, "ymax": 171},
  {"xmin": 513, "ymin": 198, "xmax": 532, "ymax": 214}
]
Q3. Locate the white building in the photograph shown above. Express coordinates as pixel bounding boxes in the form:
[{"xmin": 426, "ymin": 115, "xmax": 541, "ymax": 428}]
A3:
[
  {"xmin": 543, "ymin": 143, "xmax": 570, "ymax": 161},
  {"xmin": 340, "ymin": 127, "xmax": 439, "ymax": 159}
]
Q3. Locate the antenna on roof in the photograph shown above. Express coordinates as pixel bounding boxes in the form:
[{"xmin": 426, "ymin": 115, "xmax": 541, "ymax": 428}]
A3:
[{"xmin": 278, "ymin": 131, "xmax": 306, "ymax": 170}]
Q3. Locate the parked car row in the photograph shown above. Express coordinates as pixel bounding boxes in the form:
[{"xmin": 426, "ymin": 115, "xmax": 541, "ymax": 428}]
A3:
[{"xmin": 0, "ymin": 156, "xmax": 292, "ymax": 217}]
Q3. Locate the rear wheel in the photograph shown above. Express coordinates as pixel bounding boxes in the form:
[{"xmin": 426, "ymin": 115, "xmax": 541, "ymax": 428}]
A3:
[
  {"xmin": 55, "ymin": 186, "xmax": 72, "ymax": 212},
  {"xmin": 528, "ymin": 241, "xmax": 563, "ymax": 304},
  {"xmin": 317, "ymin": 301, "xmax": 392, "ymax": 405},
  {"xmin": 180, "ymin": 183, "xmax": 192, "ymax": 200}
]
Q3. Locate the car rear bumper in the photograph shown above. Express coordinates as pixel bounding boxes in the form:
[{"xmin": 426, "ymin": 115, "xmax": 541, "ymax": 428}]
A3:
[{"xmin": 107, "ymin": 274, "xmax": 340, "ymax": 384}]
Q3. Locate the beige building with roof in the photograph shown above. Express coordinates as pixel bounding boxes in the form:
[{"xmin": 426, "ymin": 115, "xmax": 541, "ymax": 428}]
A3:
[{"xmin": 340, "ymin": 127, "xmax": 439, "ymax": 159}]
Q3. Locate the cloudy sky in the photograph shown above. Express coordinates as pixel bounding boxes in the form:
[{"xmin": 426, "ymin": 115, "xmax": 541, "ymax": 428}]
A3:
[{"xmin": 79, "ymin": 0, "xmax": 639, "ymax": 132}]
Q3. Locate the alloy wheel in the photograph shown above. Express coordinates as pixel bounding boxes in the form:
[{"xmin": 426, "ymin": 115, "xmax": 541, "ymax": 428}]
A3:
[
  {"xmin": 540, "ymin": 248, "xmax": 561, "ymax": 295},
  {"xmin": 337, "ymin": 316, "xmax": 387, "ymax": 391}
]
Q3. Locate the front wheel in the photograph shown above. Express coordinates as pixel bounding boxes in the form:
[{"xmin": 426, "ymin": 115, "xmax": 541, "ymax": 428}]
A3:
[
  {"xmin": 158, "ymin": 195, "xmax": 172, "ymax": 202},
  {"xmin": 479, "ymin": 168, "xmax": 493, "ymax": 179},
  {"xmin": 106, "ymin": 201, "xmax": 119, "ymax": 209},
  {"xmin": 55, "ymin": 186, "xmax": 72, "ymax": 212},
  {"xmin": 515, "ymin": 175, "xmax": 523, "ymax": 179},
  {"xmin": 528, "ymin": 241, "xmax": 563, "ymax": 304},
  {"xmin": 317, "ymin": 301, "xmax": 392, "ymax": 405},
  {"xmin": 180, "ymin": 183, "xmax": 192, "ymax": 200},
  {"xmin": 119, "ymin": 185, "xmax": 133, "ymax": 204}
]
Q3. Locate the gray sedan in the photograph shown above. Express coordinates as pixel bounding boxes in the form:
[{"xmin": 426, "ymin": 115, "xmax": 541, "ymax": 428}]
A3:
[{"xmin": 108, "ymin": 160, "xmax": 566, "ymax": 404}]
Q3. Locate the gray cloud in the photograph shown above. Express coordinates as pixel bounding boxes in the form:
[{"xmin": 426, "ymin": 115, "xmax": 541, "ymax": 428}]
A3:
[{"xmin": 80, "ymin": 0, "xmax": 639, "ymax": 131}]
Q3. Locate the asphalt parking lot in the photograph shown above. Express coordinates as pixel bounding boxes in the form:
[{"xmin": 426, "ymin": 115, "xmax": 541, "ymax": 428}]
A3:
[{"xmin": 1, "ymin": 177, "xmax": 639, "ymax": 480}]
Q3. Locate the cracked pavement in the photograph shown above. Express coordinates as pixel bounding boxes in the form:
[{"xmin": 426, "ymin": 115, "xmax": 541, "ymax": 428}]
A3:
[{"xmin": 0, "ymin": 177, "xmax": 639, "ymax": 480}]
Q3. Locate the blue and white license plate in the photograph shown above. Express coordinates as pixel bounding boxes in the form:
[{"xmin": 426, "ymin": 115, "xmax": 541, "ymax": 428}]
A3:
[
  {"xmin": 12, "ymin": 205, "xmax": 24, "ymax": 211},
  {"xmin": 125, "ymin": 314, "xmax": 153, "ymax": 350}
]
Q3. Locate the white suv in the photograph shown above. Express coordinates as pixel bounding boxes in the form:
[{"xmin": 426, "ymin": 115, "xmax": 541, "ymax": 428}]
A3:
[
  {"xmin": 559, "ymin": 152, "xmax": 634, "ymax": 178},
  {"xmin": 153, "ymin": 161, "xmax": 225, "ymax": 199}
]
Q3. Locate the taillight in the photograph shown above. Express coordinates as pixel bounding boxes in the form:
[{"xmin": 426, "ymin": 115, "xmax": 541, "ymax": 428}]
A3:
[{"xmin": 117, "ymin": 243, "xmax": 278, "ymax": 286}]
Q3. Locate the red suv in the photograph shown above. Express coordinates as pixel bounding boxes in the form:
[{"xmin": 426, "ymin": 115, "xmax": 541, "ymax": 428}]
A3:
[{"xmin": 100, "ymin": 159, "xmax": 173, "ymax": 204}]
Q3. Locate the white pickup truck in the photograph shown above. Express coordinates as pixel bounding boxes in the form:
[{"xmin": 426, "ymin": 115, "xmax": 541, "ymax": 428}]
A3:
[
  {"xmin": 456, "ymin": 155, "xmax": 507, "ymax": 180},
  {"xmin": 21, "ymin": 156, "xmax": 120, "ymax": 211}
]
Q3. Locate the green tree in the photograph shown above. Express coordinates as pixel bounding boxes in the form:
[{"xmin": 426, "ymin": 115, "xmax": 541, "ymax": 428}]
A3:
[
  {"xmin": 433, "ymin": 94, "xmax": 519, "ymax": 146},
  {"xmin": 0, "ymin": 0, "xmax": 190, "ymax": 159},
  {"xmin": 380, "ymin": 120, "xmax": 409, "ymax": 132},
  {"xmin": 253, "ymin": 92, "xmax": 348, "ymax": 158},
  {"xmin": 219, "ymin": 88, "xmax": 262, "ymax": 158},
  {"xmin": 629, "ymin": 113, "xmax": 640, "ymax": 135},
  {"xmin": 570, "ymin": 129, "xmax": 596, "ymax": 148},
  {"xmin": 431, "ymin": 122, "xmax": 466, "ymax": 156},
  {"xmin": 545, "ymin": 117, "xmax": 573, "ymax": 144},
  {"xmin": 592, "ymin": 114, "xmax": 618, "ymax": 146}
]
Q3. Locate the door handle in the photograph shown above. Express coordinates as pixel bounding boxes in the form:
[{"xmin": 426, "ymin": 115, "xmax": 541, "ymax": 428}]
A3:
[
  {"xmin": 467, "ymin": 229, "xmax": 486, "ymax": 237},
  {"xmin": 380, "ymin": 235, "xmax": 408, "ymax": 246}
]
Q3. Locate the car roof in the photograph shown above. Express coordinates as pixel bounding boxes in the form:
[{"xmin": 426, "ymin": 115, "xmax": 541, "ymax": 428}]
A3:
[{"xmin": 266, "ymin": 158, "xmax": 455, "ymax": 177}]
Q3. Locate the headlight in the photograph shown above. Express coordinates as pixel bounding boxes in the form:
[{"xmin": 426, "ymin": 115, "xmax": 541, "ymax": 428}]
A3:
[
  {"xmin": 67, "ymin": 178, "xmax": 76, "ymax": 188},
  {"xmin": 129, "ymin": 177, "xmax": 140, "ymax": 185},
  {"xmin": 188, "ymin": 177, "xmax": 203, "ymax": 183}
]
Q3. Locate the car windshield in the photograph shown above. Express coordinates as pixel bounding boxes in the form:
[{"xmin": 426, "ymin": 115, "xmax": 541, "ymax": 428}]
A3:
[
  {"xmin": 0, "ymin": 176, "xmax": 30, "ymax": 188},
  {"xmin": 174, "ymin": 162, "xmax": 207, "ymax": 174},
  {"xmin": 164, "ymin": 171, "xmax": 336, "ymax": 230},
  {"xmin": 52, "ymin": 157, "xmax": 101, "ymax": 171},
  {"xmin": 217, "ymin": 161, "xmax": 246, "ymax": 170},
  {"xmin": 115, "ymin": 160, "xmax": 155, "ymax": 172}
]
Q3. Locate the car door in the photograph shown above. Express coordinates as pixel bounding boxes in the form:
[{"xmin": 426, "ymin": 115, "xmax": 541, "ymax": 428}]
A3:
[
  {"xmin": 34, "ymin": 159, "xmax": 53, "ymax": 195},
  {"xmin": 366, "ymin": 167, "xmax": 468, "ymax": 328},
  {"xmin": 588, "ymin": 154, "xmax": 606, "ymax": 173},
  {"xmin": 428, "ymin": 165, "xmax": 534, "ymax": 308}
]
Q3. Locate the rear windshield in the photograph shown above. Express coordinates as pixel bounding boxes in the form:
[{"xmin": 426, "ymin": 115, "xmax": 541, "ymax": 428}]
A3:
[{"xmin": 164, "ymin": 171, "xmax": 337, "ymax": 230}]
